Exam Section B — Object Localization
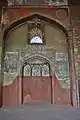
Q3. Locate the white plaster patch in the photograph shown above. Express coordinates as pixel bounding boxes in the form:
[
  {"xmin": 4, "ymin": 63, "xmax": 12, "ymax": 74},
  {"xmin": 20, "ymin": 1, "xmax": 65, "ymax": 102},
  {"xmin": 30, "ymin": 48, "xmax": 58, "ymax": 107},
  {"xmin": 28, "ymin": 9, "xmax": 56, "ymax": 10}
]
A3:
[{"xmin": 74, "ymin": 48, "xmax": 78, "ymax": 53}]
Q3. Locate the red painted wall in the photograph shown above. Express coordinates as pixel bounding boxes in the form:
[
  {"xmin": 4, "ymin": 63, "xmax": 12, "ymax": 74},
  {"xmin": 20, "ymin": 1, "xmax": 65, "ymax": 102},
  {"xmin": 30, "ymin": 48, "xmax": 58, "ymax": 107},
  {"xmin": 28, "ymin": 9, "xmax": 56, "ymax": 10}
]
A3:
[
  {"xmin": 2, "ymin": 75, "xmax": 71, "ymax": 106},
  {"xmin": 0, "ymin": 85, "xmax": 2, "ymax": 107},
  {"xmin": 6, "ymin": 6, "xmax": 57, "ymax": 23},
  {"xmin": 53, "ymin": 75, "xmax": 71, "ymax": 105},
  {"xmin": 3, "ymin": 77, "xmax": 19, "ymax": 106},
  {"xmin": 23, "ymin": 76, "xmax": 51, "ymax": 103}
]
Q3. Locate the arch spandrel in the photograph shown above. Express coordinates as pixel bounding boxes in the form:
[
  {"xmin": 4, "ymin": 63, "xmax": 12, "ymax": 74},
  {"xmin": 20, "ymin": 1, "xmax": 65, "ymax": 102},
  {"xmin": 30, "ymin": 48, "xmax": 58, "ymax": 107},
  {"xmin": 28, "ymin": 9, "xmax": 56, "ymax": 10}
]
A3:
[{"xmin": 3, "ymin": 13, "xmax": 68, "ymax": 42}]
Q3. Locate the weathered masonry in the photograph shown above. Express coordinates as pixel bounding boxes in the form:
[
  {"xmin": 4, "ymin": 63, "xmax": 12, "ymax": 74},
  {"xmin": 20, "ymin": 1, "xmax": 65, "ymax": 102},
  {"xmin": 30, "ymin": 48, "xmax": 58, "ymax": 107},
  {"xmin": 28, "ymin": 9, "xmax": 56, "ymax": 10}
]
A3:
[{"xmin": 0, "ymin": 0, "xmax": 80, "ymax": 107}]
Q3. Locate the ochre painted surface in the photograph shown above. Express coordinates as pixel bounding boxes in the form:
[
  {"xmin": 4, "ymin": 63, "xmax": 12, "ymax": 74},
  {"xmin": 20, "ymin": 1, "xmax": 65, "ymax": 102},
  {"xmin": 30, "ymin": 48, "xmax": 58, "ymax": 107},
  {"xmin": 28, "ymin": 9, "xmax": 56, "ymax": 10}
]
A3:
[
  {"xmin": 6, "ymin": 23, "xmax": 67, "ymax": 52},
  {"xmin": 2, "ymin": 76, "xmax": 71, "ymax": 106},
  {"xmin": 6, "ymin": 24, "xmax": 28, "ymax": 51}
]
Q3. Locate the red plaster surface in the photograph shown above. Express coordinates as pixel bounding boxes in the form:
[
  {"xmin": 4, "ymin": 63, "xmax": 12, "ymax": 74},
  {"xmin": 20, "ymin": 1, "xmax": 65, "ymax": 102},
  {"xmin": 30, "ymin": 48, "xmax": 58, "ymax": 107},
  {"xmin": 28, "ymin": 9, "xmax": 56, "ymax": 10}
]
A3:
[
  {"xmin": 2, "ymin": 75, "xmax": 71, "ymax": 106},
  {"xmin": 3, "ymin": 77, "xmax": 19, "ymax": 106},
  {"xmin": 6, "ymin": 7, "xmax": 56, "ymax": 22},
  {"xmin": 53, "ymin": 75, "xmax": 71, "ymax": 105},
  {"xmin": 3, "ymin": 6, "xmax": 69, "ymax": 25},
  {"xmin": 0, "ymin": 86, "xmax": 2, "ymax": 107},
  {"xmin": 23, "ymin": 76, "xmax": 51, "ymax": 103}
]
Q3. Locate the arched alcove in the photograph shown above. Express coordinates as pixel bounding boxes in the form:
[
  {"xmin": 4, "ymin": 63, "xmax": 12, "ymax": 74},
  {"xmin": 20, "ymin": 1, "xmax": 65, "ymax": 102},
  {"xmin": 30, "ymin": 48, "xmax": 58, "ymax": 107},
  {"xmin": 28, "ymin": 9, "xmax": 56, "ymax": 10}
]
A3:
[
  {"xmin": 2, "ymin": 13, "xmax": 69, "ymax": 88},
  {"xmin": 1, "ymin": 13, "xmax": 72, "ymax": 106}
]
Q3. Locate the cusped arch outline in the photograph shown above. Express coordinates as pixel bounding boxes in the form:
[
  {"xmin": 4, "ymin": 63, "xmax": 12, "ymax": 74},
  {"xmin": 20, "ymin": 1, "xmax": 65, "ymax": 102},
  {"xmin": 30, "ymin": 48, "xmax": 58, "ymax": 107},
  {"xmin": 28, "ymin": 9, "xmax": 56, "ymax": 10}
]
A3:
[
  {"xmin": 19, "ymin": 54, "xmax": 55, "ymax": 76},
  {"xmin": 3, "ymin": 13, "xmax": 68, "ymax": 42}
]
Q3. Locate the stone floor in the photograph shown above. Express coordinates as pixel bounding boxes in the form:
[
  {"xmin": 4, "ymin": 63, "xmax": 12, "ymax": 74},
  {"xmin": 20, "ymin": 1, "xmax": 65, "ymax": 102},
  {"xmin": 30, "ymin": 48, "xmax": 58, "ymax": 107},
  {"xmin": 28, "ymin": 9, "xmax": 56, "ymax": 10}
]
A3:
[{"xmin": 0, "ymin": 102, "xmax": 80, "ymax": 120}]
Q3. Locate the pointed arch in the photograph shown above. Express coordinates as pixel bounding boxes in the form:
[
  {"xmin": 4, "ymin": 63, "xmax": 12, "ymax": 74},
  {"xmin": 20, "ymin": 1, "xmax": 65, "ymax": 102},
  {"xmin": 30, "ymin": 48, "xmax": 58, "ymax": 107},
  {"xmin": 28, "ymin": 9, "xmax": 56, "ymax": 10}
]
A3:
[{"xmin": 3, "ymin": 13, "xmax": 68, "ymax": 42}]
